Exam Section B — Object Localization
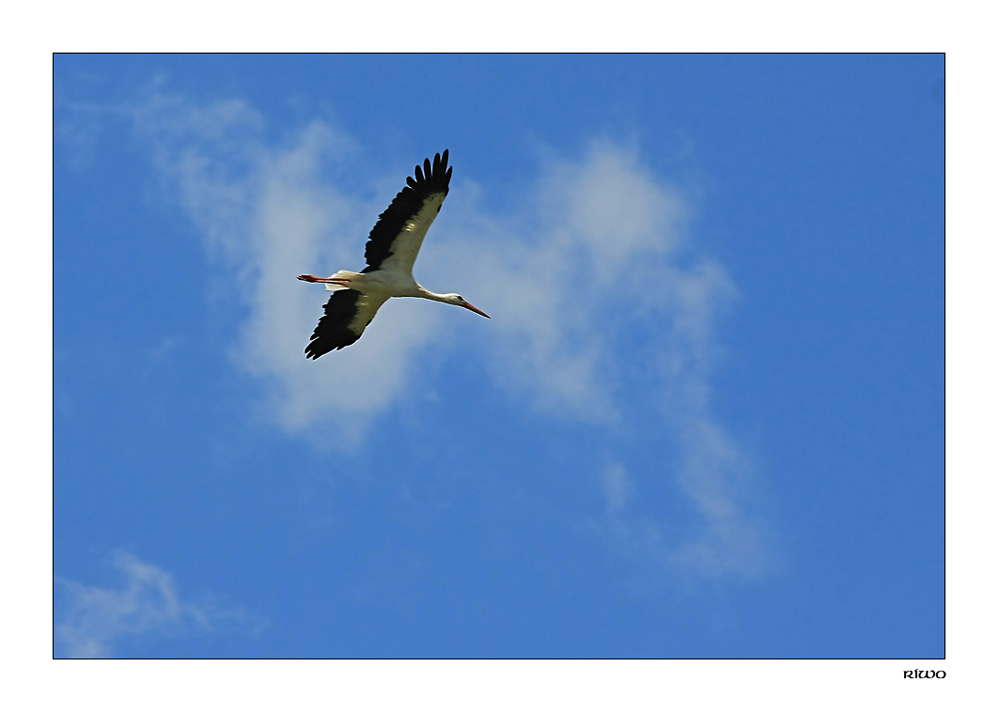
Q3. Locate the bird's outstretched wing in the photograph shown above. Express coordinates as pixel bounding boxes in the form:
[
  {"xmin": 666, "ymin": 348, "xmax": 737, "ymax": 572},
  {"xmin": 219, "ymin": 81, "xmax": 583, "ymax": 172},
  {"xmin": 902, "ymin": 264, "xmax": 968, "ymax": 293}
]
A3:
[
  {"xmin": 362, "ymin": 150, "xmax": 452, "ymax": 275},
  {"xmin": 305, "ymin": 289, "xmax": 390, "ymax": 359}
]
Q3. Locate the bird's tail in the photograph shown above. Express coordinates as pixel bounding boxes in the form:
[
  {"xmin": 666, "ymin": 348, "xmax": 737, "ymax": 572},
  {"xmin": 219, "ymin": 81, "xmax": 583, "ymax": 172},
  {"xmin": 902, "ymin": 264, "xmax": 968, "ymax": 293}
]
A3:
[
  {"xmin": 297, "ymin": 270, "xmax": 359, "ymax": 291},
  {"xmin": 324, "ymin": 270, "xmax": 360, "ymax": 291}
]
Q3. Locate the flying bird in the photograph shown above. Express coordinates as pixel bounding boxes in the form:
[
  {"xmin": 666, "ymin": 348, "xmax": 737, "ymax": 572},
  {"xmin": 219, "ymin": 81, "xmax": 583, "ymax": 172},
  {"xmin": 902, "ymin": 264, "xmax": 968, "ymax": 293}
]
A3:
[{"xmin": 298, "ymin": 150, "xmax": 489, "ymax": 359}]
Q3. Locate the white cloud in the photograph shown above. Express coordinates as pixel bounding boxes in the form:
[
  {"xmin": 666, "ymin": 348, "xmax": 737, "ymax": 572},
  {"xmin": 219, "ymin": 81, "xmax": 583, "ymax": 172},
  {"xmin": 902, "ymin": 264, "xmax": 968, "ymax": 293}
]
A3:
[
  {"xmin": 125, "ymin": 89, "xmax": 442, "ymax": 445},
  {"xmin": 426, "ymin": 140, "xmax": 702, "ymax": 420},
  {"xmin": 597, "ymin": 428, "xmax": 772, "ymax": 585},
  {"xmin": 55, "ymin": 551, "xmax": 265, "ymax": 658},
  {"xmin": 116, "ymin": 89, "xmax": 772, "ymax": 579},
  {"xmin": 669, "ymin": 418, "xmax": 772, "ymax": 579},
  {"xmin": 428, "ymin": 143, "xmax": 772, "ymax": 581}
]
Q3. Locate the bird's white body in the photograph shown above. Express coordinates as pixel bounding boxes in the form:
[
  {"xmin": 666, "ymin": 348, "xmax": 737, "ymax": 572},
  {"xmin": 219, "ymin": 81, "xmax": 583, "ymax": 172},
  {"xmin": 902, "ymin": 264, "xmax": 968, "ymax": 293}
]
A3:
[
  {"xmin": 298, "ymin": 151, "xmax": 488, "ymax": 358},
  {"xmin": 323, "ymin": 269, "xmax": 418, "ymax": 297},
  {"xmin": 325, "ymin": 269, "xmax": 458, "ymax": 302}
]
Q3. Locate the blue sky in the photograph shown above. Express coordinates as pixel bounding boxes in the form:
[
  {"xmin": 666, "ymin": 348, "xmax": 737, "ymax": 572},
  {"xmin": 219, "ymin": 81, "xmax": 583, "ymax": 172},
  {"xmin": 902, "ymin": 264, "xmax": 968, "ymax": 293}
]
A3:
[{"xmin": 53, "ymin": 54, "xmax": 944, "ymax": 659}]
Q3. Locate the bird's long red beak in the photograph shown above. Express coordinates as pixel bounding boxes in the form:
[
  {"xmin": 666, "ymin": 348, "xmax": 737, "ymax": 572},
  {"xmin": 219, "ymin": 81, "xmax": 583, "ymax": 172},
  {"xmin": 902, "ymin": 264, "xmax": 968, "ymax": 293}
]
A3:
[{"xmin": 462, "ymin": 301, "xmax": 490, "ymax": 319}]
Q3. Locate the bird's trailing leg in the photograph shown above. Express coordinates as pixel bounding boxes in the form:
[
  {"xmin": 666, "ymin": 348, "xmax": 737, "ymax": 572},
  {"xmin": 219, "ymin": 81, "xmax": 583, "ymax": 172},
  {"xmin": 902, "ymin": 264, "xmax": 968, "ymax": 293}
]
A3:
[{"xmin": 298, "ymin": 274, "xmax": 350, "ymax": 286}]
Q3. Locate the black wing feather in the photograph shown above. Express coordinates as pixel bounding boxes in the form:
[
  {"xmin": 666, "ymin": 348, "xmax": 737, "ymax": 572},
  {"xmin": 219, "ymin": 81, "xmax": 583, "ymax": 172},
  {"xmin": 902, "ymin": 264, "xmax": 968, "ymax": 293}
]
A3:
[
  {"xmin": 305, "ymin": 289, "xmax": 364, "ymax": 359},
  {"xmin": 362, "ymin": 150, "xmax": 451, "ymax": 273}
]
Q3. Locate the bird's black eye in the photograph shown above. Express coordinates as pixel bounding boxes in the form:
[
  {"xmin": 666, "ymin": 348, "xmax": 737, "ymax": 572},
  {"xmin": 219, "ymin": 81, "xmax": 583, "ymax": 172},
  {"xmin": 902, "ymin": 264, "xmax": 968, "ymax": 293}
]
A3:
[{"xmin": 456, "ymin": 295, "xmax": 463, "ymax": 301}]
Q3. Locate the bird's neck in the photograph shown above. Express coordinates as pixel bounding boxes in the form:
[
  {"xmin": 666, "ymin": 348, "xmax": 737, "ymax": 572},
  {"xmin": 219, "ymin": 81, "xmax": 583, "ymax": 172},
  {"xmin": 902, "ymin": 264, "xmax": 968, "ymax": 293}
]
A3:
[{"xmin": 416, "ymin": 286, "xmax": 452, "ymax": 303}]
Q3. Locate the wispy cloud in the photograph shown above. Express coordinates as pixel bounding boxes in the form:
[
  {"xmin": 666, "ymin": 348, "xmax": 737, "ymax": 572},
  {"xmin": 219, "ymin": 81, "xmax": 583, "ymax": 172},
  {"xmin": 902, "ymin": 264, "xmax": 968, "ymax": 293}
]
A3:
[
  {"xmin": 55, "ymin": 551, "xmax": 265, "ymax": 658},
  {"xmin": 119, "ymin": 87, "xmax": 447, "ymax": 445},
  {"xmin": 64, "ymin": 87, "xmax": 773, "ymax": 580},
  {"xmin": 428, "ymin": 140, "xmax": 700, "ymax": 420},
  {"xmin": 425, "ymin": 142, "xmax": 774, "ymax": 580},
  {"xmin": 598, "ymin": 429, "xmax": 772, "ymax": 587}
]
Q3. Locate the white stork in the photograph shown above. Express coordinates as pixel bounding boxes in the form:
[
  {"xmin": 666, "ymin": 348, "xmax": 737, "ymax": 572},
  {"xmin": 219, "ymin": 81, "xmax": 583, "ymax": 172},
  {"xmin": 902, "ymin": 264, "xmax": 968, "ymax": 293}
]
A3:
[{"xmin": 298, "ymin": 150, "xmax": 489, "ymax": 359}]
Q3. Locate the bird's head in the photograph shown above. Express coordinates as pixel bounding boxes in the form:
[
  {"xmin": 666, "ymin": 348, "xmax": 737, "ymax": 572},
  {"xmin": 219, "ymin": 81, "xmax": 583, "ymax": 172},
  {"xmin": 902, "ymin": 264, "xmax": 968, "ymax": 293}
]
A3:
[{"xmin": 445, "ymin": 294, "xmax": 490, "ymax": 319}]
